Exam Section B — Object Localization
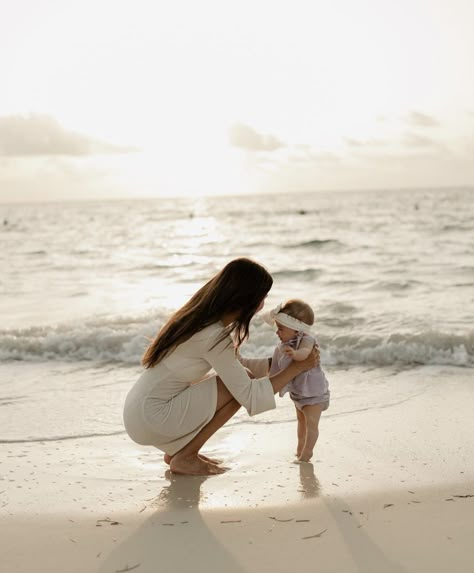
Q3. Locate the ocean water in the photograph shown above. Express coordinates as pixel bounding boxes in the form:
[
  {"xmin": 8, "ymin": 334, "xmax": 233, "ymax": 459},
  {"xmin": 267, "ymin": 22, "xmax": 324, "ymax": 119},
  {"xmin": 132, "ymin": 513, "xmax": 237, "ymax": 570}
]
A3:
[{"xmin": 1, "ymin": 187, "xmax": 473, "ymax": 442}]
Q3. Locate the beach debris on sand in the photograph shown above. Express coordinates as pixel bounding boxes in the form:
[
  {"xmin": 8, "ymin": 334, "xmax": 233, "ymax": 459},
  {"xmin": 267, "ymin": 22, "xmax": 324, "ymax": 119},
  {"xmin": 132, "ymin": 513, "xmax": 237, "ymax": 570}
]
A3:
[
  {"xmin": 302, "ymin": 529, "xmax": 327, "ymax": 540},
  {"xmin": 116, "ymin": 564, "xmax": 140, "ymax": 572},
  {"xmin": 96, "ymin": 517, "xmax": 121, "ymax": 527}
]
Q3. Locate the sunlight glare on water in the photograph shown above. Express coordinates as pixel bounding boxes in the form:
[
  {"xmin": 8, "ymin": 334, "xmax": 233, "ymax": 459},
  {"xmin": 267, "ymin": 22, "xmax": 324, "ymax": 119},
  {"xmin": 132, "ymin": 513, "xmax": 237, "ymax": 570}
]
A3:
[{"xmin": 1, "ymin": 188, "xmax": 473, "ymax": 366}]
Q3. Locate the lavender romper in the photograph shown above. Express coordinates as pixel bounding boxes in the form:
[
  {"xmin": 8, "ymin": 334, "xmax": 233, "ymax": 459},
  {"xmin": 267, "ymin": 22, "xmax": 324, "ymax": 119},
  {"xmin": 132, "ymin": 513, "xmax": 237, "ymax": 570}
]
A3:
[{"xmin": 269, "ymin": 333, "xmax": 330, "ymax": 411}]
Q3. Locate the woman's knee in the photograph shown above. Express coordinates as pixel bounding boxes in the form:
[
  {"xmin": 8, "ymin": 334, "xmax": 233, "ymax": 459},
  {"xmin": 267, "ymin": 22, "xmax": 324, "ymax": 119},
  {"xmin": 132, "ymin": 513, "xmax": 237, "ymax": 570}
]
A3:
[{"xmin": 215, "ymin": 368, "xmax": 253, "ymax": 410}]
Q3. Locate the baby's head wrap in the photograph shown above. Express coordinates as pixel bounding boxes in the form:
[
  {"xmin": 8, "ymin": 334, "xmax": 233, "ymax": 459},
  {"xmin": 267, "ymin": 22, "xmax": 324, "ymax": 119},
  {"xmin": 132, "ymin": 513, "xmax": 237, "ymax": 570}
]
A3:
[{"xmin": 263, "ymin": 303, "xmax": 312, "ymax": 334}]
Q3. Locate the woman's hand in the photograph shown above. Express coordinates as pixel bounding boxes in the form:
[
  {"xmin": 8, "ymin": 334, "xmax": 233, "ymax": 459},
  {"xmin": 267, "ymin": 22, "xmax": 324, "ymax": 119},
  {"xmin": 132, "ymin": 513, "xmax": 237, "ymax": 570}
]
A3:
[
  {"xmin": 295, "ymin": 346, "xmax": 320, "ymax": 372},
  {"xmin": 270, "ymin": 345, "xmax": 320, "ymax": 394}
]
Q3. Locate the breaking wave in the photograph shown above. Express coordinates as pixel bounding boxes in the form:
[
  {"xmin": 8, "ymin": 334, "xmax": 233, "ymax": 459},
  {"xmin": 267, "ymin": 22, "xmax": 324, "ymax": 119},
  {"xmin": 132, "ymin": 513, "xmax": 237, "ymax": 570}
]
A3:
[{"xmin": 0, "ymin": 314, "xmax": 472, "ymax": 367}]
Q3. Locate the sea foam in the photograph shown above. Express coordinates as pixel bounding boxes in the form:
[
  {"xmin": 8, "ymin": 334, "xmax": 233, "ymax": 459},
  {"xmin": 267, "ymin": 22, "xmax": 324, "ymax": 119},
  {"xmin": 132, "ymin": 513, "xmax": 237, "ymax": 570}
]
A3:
[{"xmin": 1, "ymin": 314, "xmax": 472, "ymax": 366}]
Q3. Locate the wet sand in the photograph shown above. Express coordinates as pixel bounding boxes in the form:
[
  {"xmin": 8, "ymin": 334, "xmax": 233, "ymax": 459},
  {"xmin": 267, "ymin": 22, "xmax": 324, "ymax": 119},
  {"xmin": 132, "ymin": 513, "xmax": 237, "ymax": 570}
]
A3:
[{"xmin": 2, "ymin": 366, "xmax": 473, "ymax": 572}]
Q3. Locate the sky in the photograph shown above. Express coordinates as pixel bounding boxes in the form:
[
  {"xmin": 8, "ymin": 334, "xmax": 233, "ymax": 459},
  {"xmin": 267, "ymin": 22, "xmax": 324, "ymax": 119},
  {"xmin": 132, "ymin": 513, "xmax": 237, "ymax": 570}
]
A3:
[{"xmin": 1, "ymin": 0, "xmax": 473, "ymax": 202}]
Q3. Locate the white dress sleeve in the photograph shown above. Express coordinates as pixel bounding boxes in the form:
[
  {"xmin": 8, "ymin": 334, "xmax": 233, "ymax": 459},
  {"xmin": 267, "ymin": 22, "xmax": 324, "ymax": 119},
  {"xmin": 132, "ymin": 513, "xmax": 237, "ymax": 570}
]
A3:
[
  {"xmin": 206, "ymin": 337, "xmax": 276, "ymax": 416},
  {"xmin": 238, "ymin": 353, "xmax": 271, "ymax": 378}
]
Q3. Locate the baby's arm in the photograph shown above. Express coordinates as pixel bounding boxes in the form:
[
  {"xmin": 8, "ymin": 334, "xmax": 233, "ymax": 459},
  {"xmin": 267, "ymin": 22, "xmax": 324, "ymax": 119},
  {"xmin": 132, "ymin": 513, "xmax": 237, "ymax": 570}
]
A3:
[{"xmin": 283, "ymin": 337, "xmax": 314, "ymax": 361}]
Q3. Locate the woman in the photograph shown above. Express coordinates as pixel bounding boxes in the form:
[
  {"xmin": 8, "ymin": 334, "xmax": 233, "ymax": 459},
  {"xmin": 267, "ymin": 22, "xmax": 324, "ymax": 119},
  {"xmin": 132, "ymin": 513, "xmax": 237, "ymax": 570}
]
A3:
[{"xmin": 123, "ymin": 258, "xmax": 319, "ymax": 475}]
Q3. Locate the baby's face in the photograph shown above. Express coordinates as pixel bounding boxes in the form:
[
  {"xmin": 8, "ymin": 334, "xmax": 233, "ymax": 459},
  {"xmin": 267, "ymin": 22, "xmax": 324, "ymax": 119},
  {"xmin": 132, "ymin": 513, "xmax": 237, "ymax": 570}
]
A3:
[{"xmin": 275, "ymin": 322, "xmax": 298, "ymax": 343}]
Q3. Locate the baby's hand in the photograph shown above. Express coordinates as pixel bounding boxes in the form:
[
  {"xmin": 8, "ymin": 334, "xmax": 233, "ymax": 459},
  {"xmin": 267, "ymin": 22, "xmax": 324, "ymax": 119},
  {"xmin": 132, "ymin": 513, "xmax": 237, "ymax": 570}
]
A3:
[{"xmin": 283, "ymin": 346, "xmax": 296, "ymax": 358}]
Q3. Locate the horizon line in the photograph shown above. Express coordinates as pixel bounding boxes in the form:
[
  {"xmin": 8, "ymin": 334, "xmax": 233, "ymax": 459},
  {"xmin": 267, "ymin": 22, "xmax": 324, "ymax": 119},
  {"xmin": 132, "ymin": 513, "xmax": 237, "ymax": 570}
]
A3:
[{"xmin": 1, "ymin": 183, "xmax": 473, "ymax": 207}]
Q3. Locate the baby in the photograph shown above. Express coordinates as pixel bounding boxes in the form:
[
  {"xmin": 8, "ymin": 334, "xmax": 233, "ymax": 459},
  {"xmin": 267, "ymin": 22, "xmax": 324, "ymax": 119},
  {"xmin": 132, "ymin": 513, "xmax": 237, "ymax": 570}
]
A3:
[{"xmin": 267, "ymin": 299, "xmax": 330, "ymax": 462}]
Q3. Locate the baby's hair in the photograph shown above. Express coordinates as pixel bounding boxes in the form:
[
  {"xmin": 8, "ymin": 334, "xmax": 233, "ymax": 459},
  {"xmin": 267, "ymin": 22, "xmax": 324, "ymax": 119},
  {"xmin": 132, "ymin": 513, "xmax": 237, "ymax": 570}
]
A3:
[{"xmin": 280, "ymin": 299, "xmax": 314, "ymax": 325}]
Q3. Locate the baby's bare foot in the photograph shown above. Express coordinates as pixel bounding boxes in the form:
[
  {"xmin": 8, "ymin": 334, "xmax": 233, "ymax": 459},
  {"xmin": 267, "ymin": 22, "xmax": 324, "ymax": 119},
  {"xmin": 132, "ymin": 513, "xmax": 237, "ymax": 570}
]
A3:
[{"xmin": 298, "ymin": 450, "xmax": 313, "ymax": 462}]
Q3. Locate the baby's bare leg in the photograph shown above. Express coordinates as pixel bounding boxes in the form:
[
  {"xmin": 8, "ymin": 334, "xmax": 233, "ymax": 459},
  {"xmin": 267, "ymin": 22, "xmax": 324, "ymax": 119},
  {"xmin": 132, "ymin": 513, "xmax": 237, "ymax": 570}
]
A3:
[
  {"xmin": 298, "ymin": 404, "xmax": 323, "ymax": 462},
  {"xmin": 295, "ymin": 406, "xmax": 306, "ymax": 458}
]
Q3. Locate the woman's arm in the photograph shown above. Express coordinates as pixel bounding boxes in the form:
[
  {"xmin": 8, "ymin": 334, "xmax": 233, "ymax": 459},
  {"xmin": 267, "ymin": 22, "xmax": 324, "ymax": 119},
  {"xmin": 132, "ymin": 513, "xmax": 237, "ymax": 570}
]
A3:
[
  {"xmin": 237, "ymin": 352, "xmax": 271, "ymax": 377},
  {"xmin": 207, "ymin": 336, "xmax": 319, "ymax": 413},
  {"xmin": 268, "ymin": 347, "xmax": 319, "ymax": 394},
  {"xmin": 207, "ymin": 341, "xmax": 276, "ymax": 416}
]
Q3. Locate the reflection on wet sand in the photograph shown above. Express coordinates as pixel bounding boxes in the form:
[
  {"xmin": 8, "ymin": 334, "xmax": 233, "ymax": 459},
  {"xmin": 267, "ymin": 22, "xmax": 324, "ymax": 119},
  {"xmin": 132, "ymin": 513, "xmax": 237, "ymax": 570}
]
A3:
[
  {"xmin": 99, "ymin": 470, "xmax": 246, "ymax": 573},
  {"xmin": 152, "ymin": 470, "xmax": 209, "ymax": 509},
  {"xmin": 297, "ymin": 462, "xmax": 321, "ymax": 499}
]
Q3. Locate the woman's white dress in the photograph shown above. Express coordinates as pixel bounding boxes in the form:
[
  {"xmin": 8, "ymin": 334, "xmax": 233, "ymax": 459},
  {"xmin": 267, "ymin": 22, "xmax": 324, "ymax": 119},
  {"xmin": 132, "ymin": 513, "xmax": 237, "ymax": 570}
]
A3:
[{"xmin": 123, "ymin": 322, "xmax": 275, "ymax": 455}]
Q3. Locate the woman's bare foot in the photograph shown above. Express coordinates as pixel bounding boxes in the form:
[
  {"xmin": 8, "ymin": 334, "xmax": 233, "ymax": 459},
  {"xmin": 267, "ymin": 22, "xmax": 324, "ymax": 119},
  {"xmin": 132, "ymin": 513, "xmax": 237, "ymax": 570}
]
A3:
[
  {"xmin": 164, "ymin": 453, "xmax": 222, "ymax": 466},
  {"xmin": 199, "ymin": 454, "xmax": 222, "ymax": 465},
  {"xmin": 169, "ymin": 453, "xmax": 227, "ymax": 476}
]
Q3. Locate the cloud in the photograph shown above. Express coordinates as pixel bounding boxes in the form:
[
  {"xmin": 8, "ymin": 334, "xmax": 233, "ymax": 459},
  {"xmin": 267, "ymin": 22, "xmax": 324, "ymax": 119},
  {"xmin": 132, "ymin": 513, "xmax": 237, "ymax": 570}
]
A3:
[
  {"xmin": 287, "ymin": 146, "xmax": 340, "ymax": 164},
  {"xmin": 345, "ymin": 137, "xmax": 389, "ymax": 149},
  {"xmin": 405, "ymin": 111, "xmax": 439, "ymax": 128},
  {"xmin": 0, "ymin": 155, "xmax": 136, "ymax": 202},
  {"xmin": 257, "ymin": 138, "xmax": 474, "ymax": 195},
  {"xmin": 0, "ymin": 114, "xmax": 136, "ymax": 157},
  {"xmin": 402, "ymin": 132, "xmax": 441, "ymax": 148},
  {"xmin": 228, "ymin": 123, "xmax": 284, "ymax": 151},
  {"xmin": 345, "ymin": 132, "xmax": 442, "ymax": 154}
]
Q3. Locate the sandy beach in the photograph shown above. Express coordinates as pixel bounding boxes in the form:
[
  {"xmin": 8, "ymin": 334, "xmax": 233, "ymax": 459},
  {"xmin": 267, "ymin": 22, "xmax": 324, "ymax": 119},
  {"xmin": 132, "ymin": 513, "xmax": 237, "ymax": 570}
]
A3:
[{"xmin": 2, "ymin": 364, "xmax": 473, "ymax": 573}]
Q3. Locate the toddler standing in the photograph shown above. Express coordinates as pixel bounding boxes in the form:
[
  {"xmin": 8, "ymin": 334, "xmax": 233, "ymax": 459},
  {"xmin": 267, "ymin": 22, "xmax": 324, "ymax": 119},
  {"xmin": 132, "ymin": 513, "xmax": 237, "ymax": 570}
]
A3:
[{"xmin": 267, "ymin": 299, "xmax": 330, "ymax": 462}]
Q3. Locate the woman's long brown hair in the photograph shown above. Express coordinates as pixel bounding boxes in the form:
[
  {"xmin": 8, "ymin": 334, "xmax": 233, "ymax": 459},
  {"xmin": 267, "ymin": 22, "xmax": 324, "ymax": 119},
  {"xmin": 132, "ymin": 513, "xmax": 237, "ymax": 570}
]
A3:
[{"xmin": 142, "ymin": 258, "xmax": 273, "ymax": 368}]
